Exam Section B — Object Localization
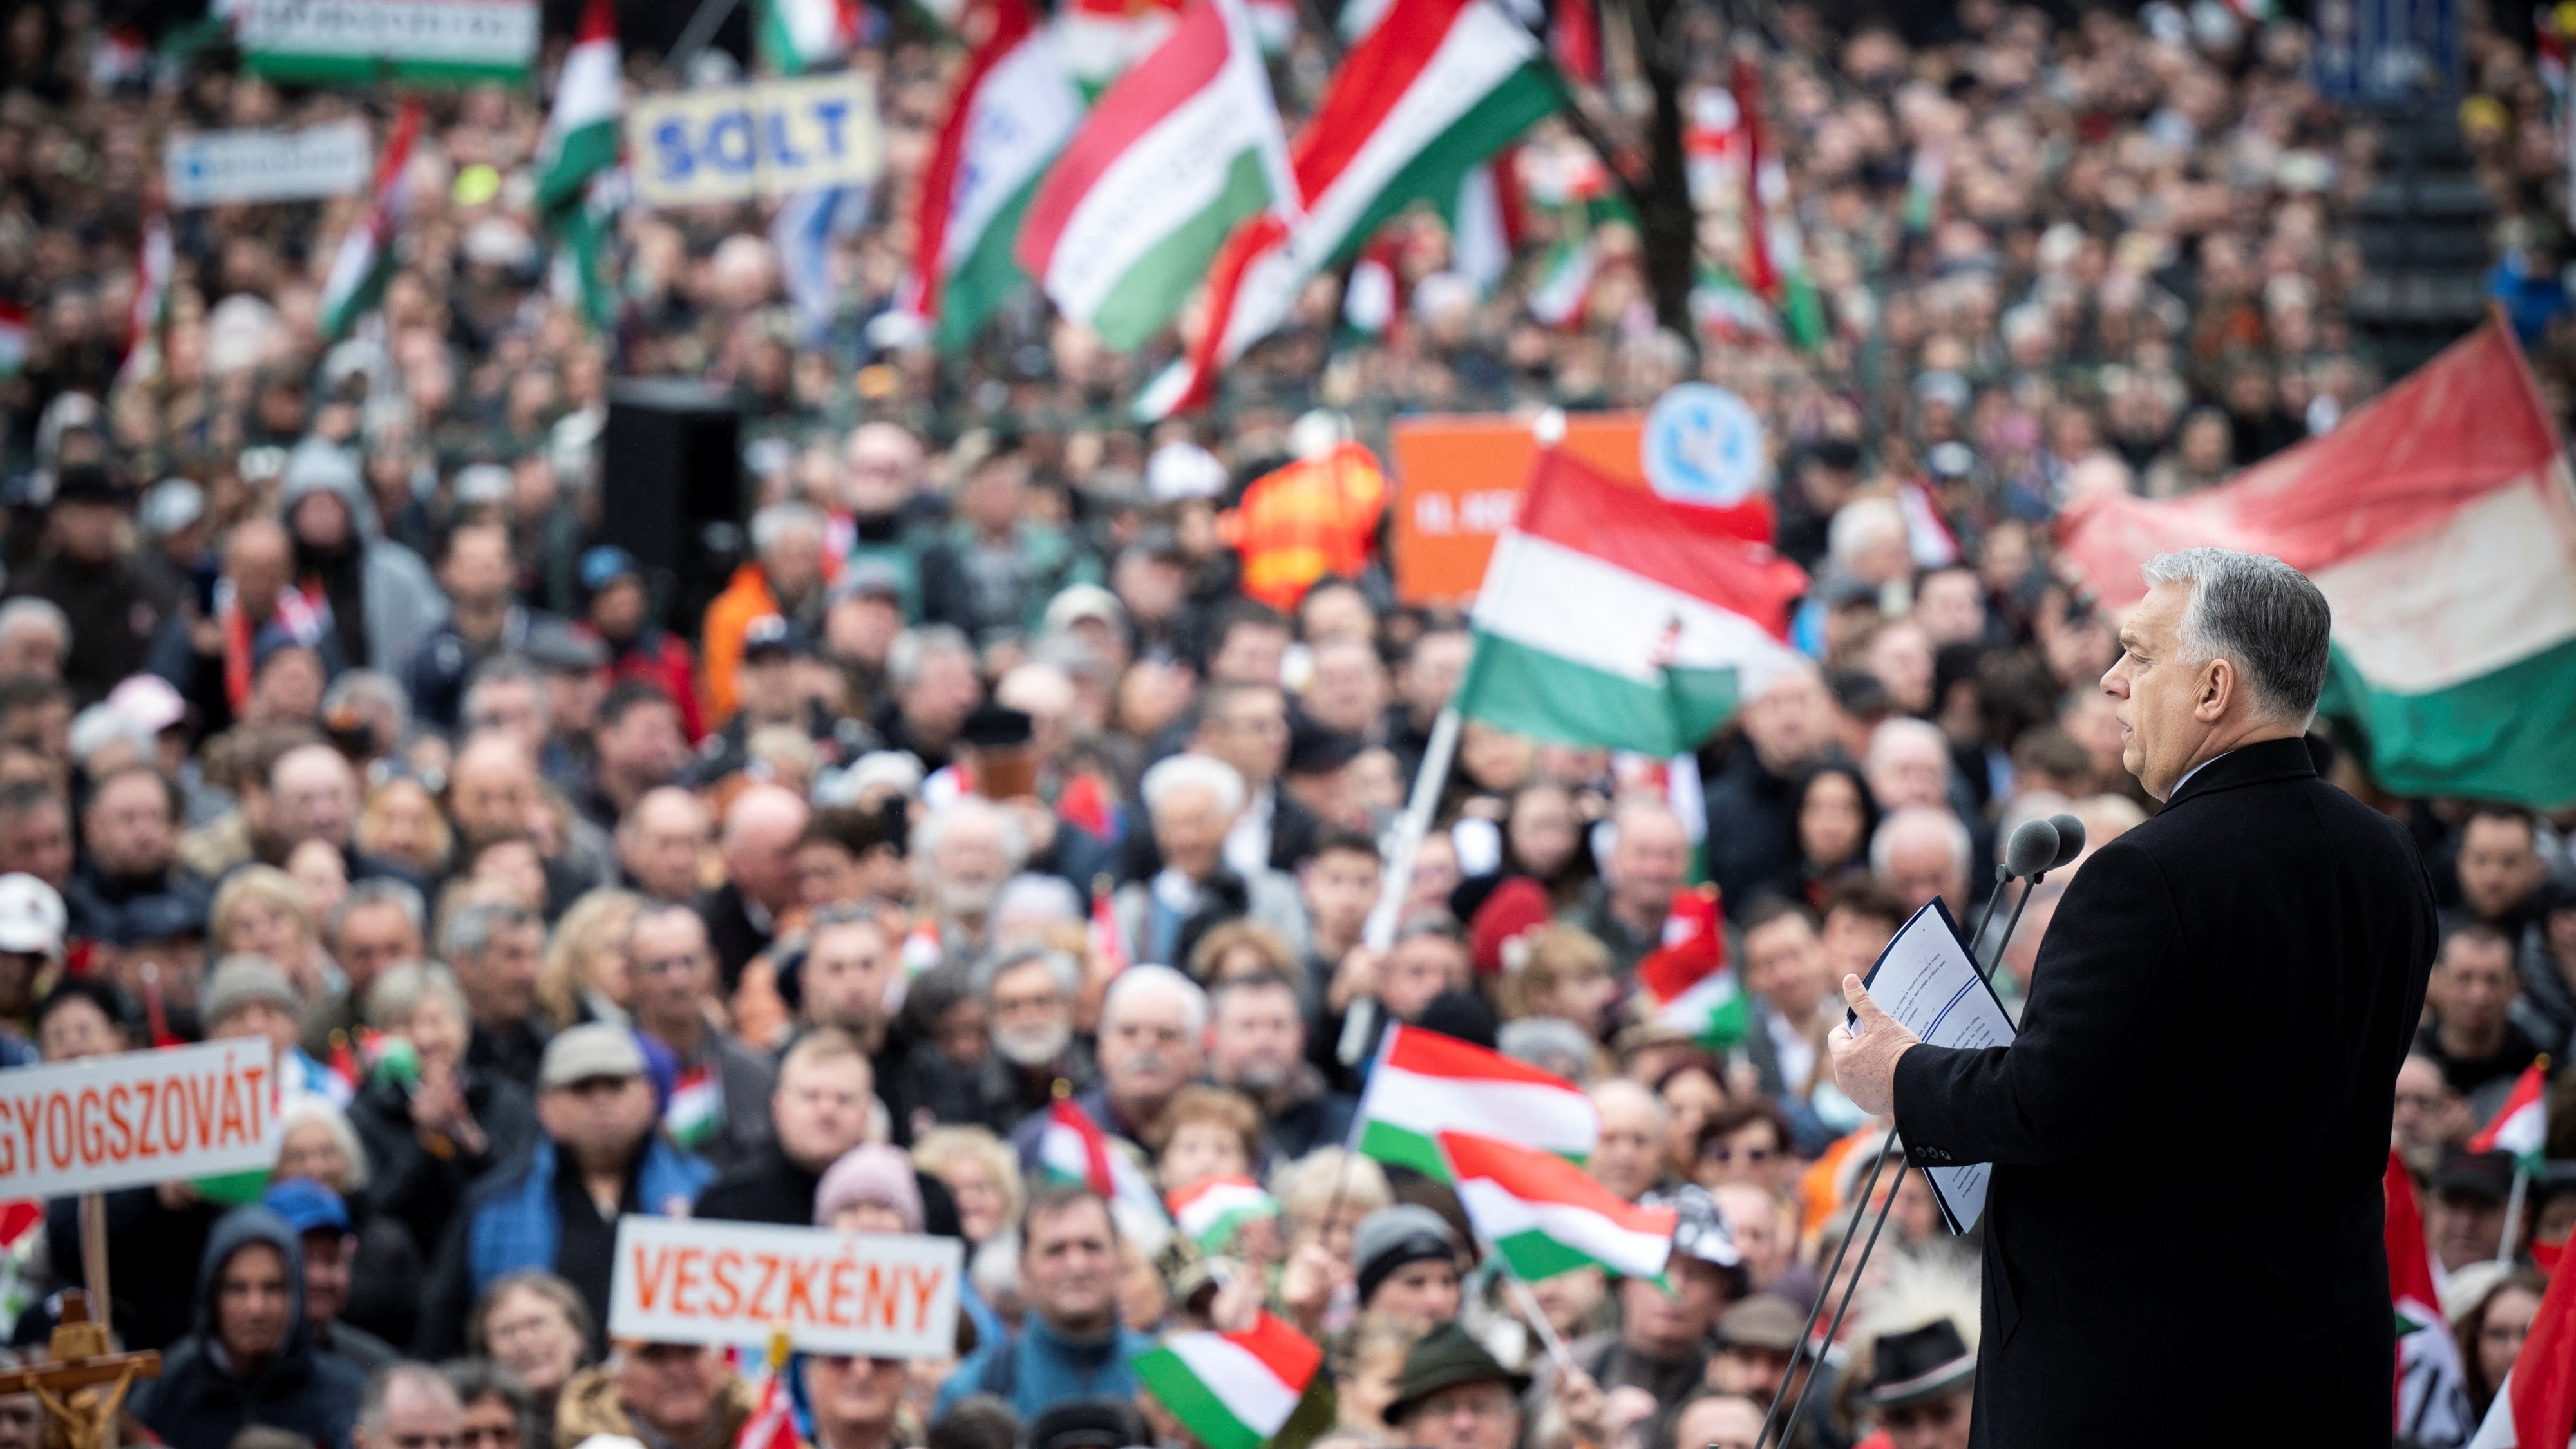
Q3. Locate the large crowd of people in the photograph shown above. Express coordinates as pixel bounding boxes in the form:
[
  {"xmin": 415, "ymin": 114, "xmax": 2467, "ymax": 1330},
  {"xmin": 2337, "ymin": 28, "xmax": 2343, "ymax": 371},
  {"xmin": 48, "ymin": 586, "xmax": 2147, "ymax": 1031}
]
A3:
[{"xmin": 0, "ymin": 0, "xmax": 2559, "ymax": 1448}]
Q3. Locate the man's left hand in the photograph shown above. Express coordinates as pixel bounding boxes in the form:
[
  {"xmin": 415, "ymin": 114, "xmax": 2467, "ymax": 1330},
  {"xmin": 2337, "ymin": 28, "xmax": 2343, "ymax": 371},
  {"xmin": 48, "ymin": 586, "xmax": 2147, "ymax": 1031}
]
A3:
[{"xmin": 1827, "ymin": 974, "xmax": 1921, "ymax": 1117}]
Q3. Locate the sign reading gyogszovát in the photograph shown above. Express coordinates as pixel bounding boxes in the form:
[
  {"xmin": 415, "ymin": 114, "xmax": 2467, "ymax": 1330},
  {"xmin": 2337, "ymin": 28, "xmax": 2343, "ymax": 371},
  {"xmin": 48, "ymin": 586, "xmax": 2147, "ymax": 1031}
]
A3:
[
  {"xmin": 166, "ymin": 122, "xmax": 373, "ymax": 208},
  {"xmin": 628, "ymin": 74, "xmax": 882, "ymax": 209},
  {"xmin": 0, "ymin": 1041, "xmax": 283, "ymax": 1198},
  {"xmin": 234, "ymin": 0, "xmax": 539, "ymax": 84},
  {"xmin": 609, "ymin": 1216, "xmax": 961, "ymax": 1358}
]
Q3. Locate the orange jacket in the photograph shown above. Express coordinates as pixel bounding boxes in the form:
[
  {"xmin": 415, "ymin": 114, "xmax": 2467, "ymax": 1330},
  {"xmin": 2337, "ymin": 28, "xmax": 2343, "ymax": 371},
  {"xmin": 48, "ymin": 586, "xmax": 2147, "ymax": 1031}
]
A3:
[
  {"xmin": 699, "ymin": 562, "xmax": 780, "ymax": 726},
  {"xmin": 1218, "ymin": 442, "xmax": 1387, "ymax": 610}
]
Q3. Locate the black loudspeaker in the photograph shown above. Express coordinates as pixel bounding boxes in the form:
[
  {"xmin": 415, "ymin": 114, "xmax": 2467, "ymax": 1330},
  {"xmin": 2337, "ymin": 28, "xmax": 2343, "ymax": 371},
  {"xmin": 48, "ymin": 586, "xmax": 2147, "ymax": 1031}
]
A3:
[{"xmin": 601, "ymin": 378, "xmax": 745, "ymax": 644}]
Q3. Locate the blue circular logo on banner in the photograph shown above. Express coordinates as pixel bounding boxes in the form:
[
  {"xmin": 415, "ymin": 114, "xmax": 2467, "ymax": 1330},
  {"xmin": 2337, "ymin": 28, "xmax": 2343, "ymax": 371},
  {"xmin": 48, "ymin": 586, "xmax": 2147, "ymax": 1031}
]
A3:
[{"xmin": 1643, "ymin": 384, "xmax": 1766, "ymax": 507}]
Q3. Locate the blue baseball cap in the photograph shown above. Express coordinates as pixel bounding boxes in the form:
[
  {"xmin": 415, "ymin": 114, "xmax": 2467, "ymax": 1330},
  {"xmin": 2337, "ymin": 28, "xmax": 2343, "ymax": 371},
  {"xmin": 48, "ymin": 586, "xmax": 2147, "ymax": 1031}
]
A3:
[
  {"xmin": 581, "ymin": 545, "xmax": 641, "ymax": 595},
  {"xmin": 263, "ymin": 1177, "xmax": 352, "ymax": 1236}
]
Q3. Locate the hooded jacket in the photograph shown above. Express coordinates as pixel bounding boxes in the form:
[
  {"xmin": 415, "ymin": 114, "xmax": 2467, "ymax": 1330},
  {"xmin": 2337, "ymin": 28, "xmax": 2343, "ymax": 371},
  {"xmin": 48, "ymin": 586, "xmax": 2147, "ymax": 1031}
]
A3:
[
  {"xmin": 132, "ymin": 1206, "xmax": 369, "ymax": 1449},
  {"xmin": 279, "ymin": 442, "xmax": 445, "ymax": 674}
]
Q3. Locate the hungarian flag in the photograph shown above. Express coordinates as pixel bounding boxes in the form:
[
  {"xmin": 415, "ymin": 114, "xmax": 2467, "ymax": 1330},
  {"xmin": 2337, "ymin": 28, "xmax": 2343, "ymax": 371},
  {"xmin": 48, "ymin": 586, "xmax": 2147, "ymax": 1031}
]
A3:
[
  {"xmin": 1138, "ymin": 0, "xmax": 1556, "ymax": 417},
  {"xmin": 319, "ymin": 101, "xmax": 425, "ymax": 341},
  {"xmin": 2469, "ymin": 1228, "xmax": 2576, "ymax": 1446},
  {"xmin": 1454, "ymin": 447, "xmax": 1808, "ymax": 757},
  {"xmin": 1038, "ymin": 1097, "xmax": 1171, "ymax": 1229},
  {"xmin": 1351, "ymin": 1022, "xmax": 1598, "ymax": 1180},
  {"xmin": 2056, "ymin": 320, "xmax": 2576, "ymax": 806},
  {"xmin": 2391, "ymin": 1150, "xmax": 2476, "ymax": 1443},
  {"xmin": 759, "ymin": 0, "xmax": 863, "ymax": 72},
  {"xmin": 1730, "ymin": 53, "xmax": 1824, "ymax": 350},
  {"xmin": 1167, "ymin": 1175, "xmax": 1280, "ymax": 1253},
  {"xmin": 536, "ymin": 0, "xmax": 620, "ymax": 218},
  {"xmin": 1441, "ymin": 1130, "xmax": 1674, "ymax": 1282},
  {"xmin": 117, "ymin": 209, "xmax": 172, "ymax": 387},
  {"xmin": 1016, "ymin": 0, "xmax": 1291, "ymax": 351},
  {"xmin": 1131, "ymin": 1311, "xmax": 1321, "ymax": 1449},
  {"xmin": 1059, "ymin": 0, "xmax": 1186, "ymax": 92},
  {"xmin": 905, "ymin": 0, "xmax": 1084, "ymax": 352},
  {"xmin": 1636, "ymin": 885, "xmax": 1748, "ymax": 1050},
  {"xmin": 2475, "ymin": 1063, "xmax": 2550, "ymax": 1171},
  {"xmin": 664, "ymin": 1065, "xmax": 724, "ymax": 1149}
]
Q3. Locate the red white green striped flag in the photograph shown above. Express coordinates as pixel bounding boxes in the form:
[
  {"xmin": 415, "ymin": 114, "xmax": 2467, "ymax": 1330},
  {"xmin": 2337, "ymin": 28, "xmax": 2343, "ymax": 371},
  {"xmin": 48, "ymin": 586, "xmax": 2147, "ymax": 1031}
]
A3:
[
  {"xmin": 1015, "ymin": 0, "xmax": 1292, "ymax": 351},
  {"xmin": 319, "ymin": 101, "xmax": 425, "ymax": 341},
  {"xmin": 2473, "ymin": 1061, "xmax": 2549, "ymax": 1171},
  {"xmin": 1138, "ymin": 0, "xmax": 1556, "ymax": 417},
  {"xmin": 1455, "ymin": 446, "xmax": 1808, "ymax": 756},
  {"xmin": 905, "ymin": 0, "xmax": 1084, "ymax": 352},
  {"xmin": 1636, "ymin": 886, "xmax": 1749, "ymax": 1049},
  {"xmin": 1731, "ymin": 53, "xmax": 1824, "ymax": 350},
  {"xmin": 1168, "ymin": 1175, "xmax": 1279, "ymax": 1253},
  {"xmin": 664, "ymin": 1064, "xmax": 724, "ymax": 1149},
  {"xmin": 1351, "ymin": 1023, "xmax": 1597, "ymax": 1180},
  {"xmin": 117, "ymin": 209, "xmax": 173, "ymax": 388},
  {"xmin": 1132, "ymin": 1311, "xmax": 1322, "ymax": 1449},
  {"xmin": 1038, "ymin": 1097, "xmax": 1172, "ymax": 1228},
  {"xmin": 1059, "ymin": 0, "xmax": 1185, "ymax": 91},
  {"xmin": 536, "ymin": 0, "xmax": 621, "ymax": 218},
  {"xmin": 1440, "ymin": 1130, "xmax": 1675, "ymax": 1282},
  {"xmin": 2058, "ymin": 321, "xmax": 2576, "ymax": 807},
  {"xmin": 759, "ymin": 0, "xmax": 863, "ymax": 73}
]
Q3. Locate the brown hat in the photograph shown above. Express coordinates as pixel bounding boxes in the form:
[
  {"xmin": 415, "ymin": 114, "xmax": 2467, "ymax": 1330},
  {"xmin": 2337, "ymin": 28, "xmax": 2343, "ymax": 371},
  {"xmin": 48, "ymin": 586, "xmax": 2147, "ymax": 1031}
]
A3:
[
  {"xmin": 1381, "ymin": 1323, "xmax": 1530, "ymax": 1426},
  {"xmin": 1716, "ymin": 1295, "xmax": 1804, "ymax": 1354}
]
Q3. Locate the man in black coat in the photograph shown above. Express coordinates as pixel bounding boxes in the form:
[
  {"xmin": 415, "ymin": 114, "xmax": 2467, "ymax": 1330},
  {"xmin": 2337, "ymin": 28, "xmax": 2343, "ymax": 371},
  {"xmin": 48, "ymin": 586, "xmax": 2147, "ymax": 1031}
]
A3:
[
  {"xmin": 132, "ymin": 1205, "xmax": 368, "ymax": 1449},
  {"xmin": 1832, "ymin": 549, "xmax": 2436, "ymax": 1447}
]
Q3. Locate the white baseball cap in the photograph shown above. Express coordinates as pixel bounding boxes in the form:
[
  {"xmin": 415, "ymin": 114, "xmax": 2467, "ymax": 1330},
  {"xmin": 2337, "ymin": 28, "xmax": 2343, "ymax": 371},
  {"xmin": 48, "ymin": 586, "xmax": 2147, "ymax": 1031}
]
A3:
[{"xmin": 0, "ymin": 875, "xmax": 67, "ymax": 956}]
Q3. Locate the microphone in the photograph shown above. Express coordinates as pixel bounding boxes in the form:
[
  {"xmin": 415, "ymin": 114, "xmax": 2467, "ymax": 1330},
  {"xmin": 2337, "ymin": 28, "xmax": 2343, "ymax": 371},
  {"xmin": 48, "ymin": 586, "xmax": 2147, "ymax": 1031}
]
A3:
[
  {"xmin": 2000, "ymin": 818, "xmax": 2061, "ymax": 881},
  {"xmin": 2045, "ymin": 813, "xmax": 2087, "ymax": 871}
]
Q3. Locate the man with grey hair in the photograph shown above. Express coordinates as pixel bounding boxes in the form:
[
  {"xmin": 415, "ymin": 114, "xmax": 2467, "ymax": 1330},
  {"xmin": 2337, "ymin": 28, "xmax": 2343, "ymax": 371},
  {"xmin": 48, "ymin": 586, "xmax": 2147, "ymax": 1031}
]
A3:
[
  {"xmin": 1010, "ymin": 963, "xmax": 1206, "ymax": 1170},
  {"xmin": 972, "ymin": 943, "xmax": 1096, "ymax": 1131},
  {"xmin": 882, "ymin": 623, "xmax": 982, "ymax": 767},
  {"xmin": 1113, "ymin": 753, "xmax": 1308, "ymax": 969},
  {"xmin": 913, "ymin": 796, "xmax": 1028, "ymax": 963},
  {"xmin": 1832, "ymin": 547, "xmax": 2436, "ymax": 1443},
  {"xmin": 447, "ymin": 898, "xmax": 550, "ymax": 1089},
  {"xmin": 1869, "ymin": 804, "xmax": 1973, "ymax": 916},
  {"xmin": 0, "ymin": 598, "xmax": 69, "ymax": 684},
  {"xmin": 301, "ymin": 876, "xmax": 427, "ymax": 1057},
  {"xmin": 352, "ymin": 1363, "xmax": 460, "ymax": 1449}
]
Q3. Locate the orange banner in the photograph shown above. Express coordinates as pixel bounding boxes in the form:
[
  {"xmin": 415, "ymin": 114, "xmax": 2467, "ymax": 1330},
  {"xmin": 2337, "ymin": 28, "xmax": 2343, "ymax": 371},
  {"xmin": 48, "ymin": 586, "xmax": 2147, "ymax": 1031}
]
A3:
[{"xmin": 1387, "ymin": 412, "xmax": 1645, "ymax": 604}]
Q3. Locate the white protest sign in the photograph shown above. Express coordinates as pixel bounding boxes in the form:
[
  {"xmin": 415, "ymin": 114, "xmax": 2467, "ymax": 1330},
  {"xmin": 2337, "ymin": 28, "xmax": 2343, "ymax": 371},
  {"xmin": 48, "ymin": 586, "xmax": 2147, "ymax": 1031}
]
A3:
[
  {"xmin": 609, "ymin": 1216, "xmax": 961, "ymax": 1358},
  {"xmin": 0, "ymin": 1040, "xmax": 282, "ymax": 1199},
  {"xmin": 628, "ymin": 74, "xmax": 882, "ymax": 209},
  {"xmin": 235, "ymin": 0, "xmax": 539, "ymax": 84},
  {"xmin": 166, "ymin": 122, "xmax": 373, "ymax": 208}
]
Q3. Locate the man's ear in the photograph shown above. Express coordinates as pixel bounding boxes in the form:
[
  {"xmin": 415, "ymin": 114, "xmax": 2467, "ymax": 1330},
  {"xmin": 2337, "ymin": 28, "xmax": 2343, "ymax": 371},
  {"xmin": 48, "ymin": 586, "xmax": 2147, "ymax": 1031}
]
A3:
[{"xmin": 2197, "ymin": 658, "xmax": 2233, "ymax": 720}]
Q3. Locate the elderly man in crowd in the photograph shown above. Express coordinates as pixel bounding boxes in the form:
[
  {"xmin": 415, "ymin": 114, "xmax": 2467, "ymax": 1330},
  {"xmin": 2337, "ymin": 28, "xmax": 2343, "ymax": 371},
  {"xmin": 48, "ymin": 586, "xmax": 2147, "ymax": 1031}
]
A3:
[
  {"xmin": 349, "ymin": 1366, "xmax": 464, "ymax": 1449},
  {"xmin": 972, "ymin": 944, "xmax": 1095, "ymax": 1130},
  {"xmin": 1113, "ymin": 754, "xmax": 1307, "ymax": 971},
  {"xmin": 1569, "ymin": 800, "xmax": 1691, "ymax": 975},
  {"xmin": 696, "ymin": 782, "xmax": 808, "ymax": 991},
  {"xmin": 419, "ymin": 1023, "xmax": 714, "ymax": 1358},
  {"xmin": 913, "ymin": 796, "xmax": 1027, "ymax": 963},
  {"xmin": 627, "ymin": 901, "xmax": 777, "ymax": 1169},
  {"xmin": 299, "ymin": 878, "xmax": 426, "ymax": 1057},
  {"xmin": 1206, "ymin": 970, "xmax": 1352, "ymax": 1159},
  {"xmin": 620, "ymin": 786, "xmax": 712, "ymax": 904},
  {"xmin": 1012, "ymin": 964, "xmax": 1204, "ymax": 1164},
  {"xmin": 448, "ymin": 898, "xmax": 552, "ymax": 1088}
]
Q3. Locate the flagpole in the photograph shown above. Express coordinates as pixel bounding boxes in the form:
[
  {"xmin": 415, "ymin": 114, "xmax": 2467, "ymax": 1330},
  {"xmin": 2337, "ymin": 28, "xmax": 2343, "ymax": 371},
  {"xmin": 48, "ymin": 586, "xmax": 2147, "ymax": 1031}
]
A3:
[
  {"xmin": 1496, "ymin": 1259, "xmax": 1578, "ymax": 1372},
  {"xmin": 2500, "ymin": 1163, "xmax": 2528, "ymax": 1264},
  {"xmin": 1365, "ymin": 705, "xmax": 1461, "ymax": 950}
]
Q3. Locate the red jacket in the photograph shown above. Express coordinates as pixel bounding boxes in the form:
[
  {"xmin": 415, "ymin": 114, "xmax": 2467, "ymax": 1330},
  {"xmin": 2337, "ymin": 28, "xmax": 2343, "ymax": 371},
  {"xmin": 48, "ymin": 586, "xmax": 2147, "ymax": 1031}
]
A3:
[{"xmin": 588, "ymin": 624, "xmax": 706, "ymax": 742}]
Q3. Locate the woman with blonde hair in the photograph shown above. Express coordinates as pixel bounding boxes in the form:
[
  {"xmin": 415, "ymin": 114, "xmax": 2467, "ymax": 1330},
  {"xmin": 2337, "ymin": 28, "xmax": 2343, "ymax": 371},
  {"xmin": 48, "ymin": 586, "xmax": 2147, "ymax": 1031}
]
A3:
[
  {"xmin": 911, "ymin": 1126, "xmax": 1024, "ymax": 1248},
  {"xmin": 537, "ymin": 888, "xmax": 643, "ymax": 1030},
  {"xmin": 1497, "ymin": 924, "xmax": 1616, "ymax": 1037},
  {"xmin": 212, "ymin": 864, "xmax": 329, "ymax": 1002}
]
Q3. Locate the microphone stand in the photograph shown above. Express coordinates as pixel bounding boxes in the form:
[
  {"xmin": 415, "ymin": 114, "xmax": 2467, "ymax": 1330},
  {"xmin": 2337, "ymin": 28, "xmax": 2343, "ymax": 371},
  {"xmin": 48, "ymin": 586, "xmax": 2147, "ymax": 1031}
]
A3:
[{"xmin": 1753, "ymin": 866, "xmax": 2052, "ymax": 1449}]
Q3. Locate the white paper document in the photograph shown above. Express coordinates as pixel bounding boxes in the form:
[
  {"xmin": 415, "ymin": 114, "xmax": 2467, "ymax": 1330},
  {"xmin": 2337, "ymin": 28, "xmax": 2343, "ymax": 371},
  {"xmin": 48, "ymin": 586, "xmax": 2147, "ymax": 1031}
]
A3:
[{"xmin": 1849, "ymin": 898, "xmax": 2017, "ymax": 1234}]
